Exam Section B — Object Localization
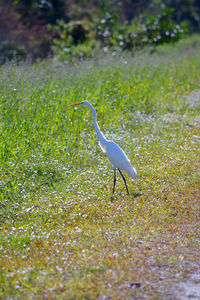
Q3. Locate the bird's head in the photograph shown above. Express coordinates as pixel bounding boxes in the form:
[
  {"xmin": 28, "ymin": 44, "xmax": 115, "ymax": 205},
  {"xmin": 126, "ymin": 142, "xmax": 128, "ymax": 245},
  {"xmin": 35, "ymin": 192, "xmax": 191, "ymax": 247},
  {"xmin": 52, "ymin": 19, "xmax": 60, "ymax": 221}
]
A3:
[{"xmin": 71, "ymin": 100, "xmax": 90, "ymax": 107}]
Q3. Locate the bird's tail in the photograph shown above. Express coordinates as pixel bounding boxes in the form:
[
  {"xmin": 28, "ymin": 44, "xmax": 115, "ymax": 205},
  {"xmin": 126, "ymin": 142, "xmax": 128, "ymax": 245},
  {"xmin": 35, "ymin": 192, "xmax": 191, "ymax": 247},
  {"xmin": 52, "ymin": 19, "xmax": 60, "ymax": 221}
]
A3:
[{"xmin": 130, "ymin": 166, "xmax": 137, "ymax": 180}]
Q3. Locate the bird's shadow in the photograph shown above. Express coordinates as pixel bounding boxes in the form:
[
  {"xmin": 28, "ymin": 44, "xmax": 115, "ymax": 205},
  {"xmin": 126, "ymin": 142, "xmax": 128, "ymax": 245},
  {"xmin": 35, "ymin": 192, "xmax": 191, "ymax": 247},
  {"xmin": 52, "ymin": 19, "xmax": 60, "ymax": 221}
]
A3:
[
  {"xmin": 110, "ymin": 191, "xmax": 141, "ymax": 202},
  {"xmin": 110, "ymin": 195, "xmax": 117, "ymax": 202},
  {"xmin": 130, "ymin": 191, "xmax": 142, "ymax": 198}
]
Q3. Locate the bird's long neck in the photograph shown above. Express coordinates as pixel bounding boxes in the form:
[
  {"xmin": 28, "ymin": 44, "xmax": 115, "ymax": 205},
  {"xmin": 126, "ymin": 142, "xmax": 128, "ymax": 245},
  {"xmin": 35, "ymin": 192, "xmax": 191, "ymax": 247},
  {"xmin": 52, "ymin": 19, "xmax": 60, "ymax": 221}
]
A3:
[{"xmin": 86, "ymin": 103, "xmax": 107, "ymax": 146}]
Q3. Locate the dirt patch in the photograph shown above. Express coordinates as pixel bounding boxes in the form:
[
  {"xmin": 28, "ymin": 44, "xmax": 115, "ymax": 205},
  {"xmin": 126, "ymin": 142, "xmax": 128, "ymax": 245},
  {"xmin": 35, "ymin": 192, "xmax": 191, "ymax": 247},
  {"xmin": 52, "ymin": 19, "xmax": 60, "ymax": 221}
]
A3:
[{"xmin": 175, "ymin": 272, "xmax": 200, "ymax": 300}]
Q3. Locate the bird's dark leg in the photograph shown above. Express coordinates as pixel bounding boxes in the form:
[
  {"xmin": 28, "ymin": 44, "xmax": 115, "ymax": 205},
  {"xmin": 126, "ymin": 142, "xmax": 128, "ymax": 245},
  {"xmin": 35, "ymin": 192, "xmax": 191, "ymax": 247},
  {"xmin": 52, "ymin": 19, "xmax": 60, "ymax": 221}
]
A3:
[
  {"xmin": 113, "ymin": 168, "xmax": 116, "ymax": 194},
  {"xmin": 118, "ymin": 169, "xmax": 129, "ymax": 195}
]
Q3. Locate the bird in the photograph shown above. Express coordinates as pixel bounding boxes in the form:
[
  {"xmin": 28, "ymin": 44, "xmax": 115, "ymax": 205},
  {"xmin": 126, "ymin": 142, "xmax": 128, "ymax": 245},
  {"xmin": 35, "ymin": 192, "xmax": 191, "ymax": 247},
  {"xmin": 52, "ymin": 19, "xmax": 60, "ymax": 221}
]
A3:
[{"xmin": 71, "ymin": 101, "xmax": 137, "ymax": 195}]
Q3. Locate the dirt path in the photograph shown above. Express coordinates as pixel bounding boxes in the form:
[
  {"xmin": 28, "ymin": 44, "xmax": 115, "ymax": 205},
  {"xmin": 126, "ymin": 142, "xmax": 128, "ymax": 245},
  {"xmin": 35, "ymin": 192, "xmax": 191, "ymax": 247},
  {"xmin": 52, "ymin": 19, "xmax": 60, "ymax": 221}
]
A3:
[{"xmin": 175, "ymin": 273, "xmax": 200, "ymax": 299}]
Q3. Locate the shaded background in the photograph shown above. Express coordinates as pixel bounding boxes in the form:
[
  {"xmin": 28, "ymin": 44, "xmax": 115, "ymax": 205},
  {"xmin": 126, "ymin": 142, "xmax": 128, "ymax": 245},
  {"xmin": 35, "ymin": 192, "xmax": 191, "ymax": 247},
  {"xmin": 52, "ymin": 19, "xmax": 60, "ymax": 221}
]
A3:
[{"xmin": 0, "ymin": 0, "xmax": 200, "ymax": 63}]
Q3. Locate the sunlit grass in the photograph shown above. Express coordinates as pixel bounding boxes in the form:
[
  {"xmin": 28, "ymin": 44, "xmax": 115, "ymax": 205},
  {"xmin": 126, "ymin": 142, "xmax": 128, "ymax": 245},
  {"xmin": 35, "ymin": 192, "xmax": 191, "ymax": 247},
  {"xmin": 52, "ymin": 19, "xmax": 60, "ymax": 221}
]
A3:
[{"xmin": 0, "ymin": 35, "xmax": 200, "ymax": 298}]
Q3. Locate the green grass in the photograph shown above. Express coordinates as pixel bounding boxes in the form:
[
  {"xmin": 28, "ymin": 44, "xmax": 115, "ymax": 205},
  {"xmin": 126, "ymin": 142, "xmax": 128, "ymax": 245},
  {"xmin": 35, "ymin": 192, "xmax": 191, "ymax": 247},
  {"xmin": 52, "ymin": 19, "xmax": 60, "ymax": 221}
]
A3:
[{"xmin": 0, "ymin": 35, "xmax": 200, "ymax": 299}]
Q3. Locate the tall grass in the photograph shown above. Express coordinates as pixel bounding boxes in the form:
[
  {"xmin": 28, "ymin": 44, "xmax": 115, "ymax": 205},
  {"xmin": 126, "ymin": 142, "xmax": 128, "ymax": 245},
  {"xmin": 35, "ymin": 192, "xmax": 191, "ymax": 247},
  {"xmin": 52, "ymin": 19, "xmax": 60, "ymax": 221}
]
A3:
[{"xmin": 0, "ymin": 35, "xmax": 200, "ymax": 298}]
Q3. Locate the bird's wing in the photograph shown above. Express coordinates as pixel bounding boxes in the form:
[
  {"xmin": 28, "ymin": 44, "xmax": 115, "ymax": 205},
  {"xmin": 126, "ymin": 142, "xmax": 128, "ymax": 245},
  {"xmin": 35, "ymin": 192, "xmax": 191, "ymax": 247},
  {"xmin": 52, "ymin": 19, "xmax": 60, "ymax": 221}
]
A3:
[
  {"xmin": 106, "ymin": 142, "xmax": 137, "ymax": 178},
  {"xmin": 106, "ymin": 141, "xmax": 130, "ymax": 166}
]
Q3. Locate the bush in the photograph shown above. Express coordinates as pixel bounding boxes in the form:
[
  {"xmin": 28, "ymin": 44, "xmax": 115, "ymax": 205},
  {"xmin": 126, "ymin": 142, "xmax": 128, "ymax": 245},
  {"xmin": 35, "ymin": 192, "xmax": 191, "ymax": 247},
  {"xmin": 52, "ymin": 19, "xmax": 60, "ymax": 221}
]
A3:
[
  {"xmin": 142, "ymin": 8, "xmax": 188, "ymax": 46},
  {"xmin": 50, "ymin": 20, "xmax": 99, "ymax": 61},
  {"xmin": 51, "ymin": 8, "xmax": 188, "ymax": 61}
]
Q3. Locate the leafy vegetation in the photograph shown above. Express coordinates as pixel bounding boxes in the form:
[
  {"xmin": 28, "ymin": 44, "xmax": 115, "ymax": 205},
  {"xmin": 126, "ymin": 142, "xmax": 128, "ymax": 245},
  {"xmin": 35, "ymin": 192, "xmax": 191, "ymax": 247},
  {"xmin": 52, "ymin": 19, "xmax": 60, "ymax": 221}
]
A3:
[
  {"xmin": 51, "ymin": 8, "xmax": 187, "ymax": 61},
  {"xmin": 0, "ymin": 35, "xmax": 200, "ymax": 298},
  {"xmin": 0, "ymin": 0, "xmax": 199, "ymax": 62}
]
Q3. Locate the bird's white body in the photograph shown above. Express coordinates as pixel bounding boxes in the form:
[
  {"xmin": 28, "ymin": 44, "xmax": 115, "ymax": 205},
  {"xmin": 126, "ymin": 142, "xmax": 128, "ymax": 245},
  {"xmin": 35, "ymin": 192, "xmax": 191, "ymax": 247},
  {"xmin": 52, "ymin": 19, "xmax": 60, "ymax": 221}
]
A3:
[
  {"xmin": 72, "ymin": 100, "xmax": 136, "ymax": 194},
  {"xmin": 74, "ymin": 101, "xmax": 137, "ymax": 179},
  {"xmin": 105, "ymin": 140, "xmax": 137, "ymax": 179}
]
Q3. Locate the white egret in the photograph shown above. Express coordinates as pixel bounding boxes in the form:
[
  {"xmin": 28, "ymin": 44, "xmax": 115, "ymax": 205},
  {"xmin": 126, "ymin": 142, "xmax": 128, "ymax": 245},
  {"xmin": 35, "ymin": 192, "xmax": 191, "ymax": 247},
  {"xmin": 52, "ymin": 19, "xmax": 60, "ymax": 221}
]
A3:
[{"xmin": 72, "ymin": 101, "xmax": 137, "ymax": 195}]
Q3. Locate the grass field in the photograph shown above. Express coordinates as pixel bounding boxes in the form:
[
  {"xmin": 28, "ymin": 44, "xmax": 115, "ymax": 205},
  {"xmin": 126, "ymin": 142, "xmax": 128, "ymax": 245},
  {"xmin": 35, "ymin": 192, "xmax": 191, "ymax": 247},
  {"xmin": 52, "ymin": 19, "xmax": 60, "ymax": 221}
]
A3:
[{"xmin": 0, "ymin": 35, "xmax": 200, "ymax": 299}]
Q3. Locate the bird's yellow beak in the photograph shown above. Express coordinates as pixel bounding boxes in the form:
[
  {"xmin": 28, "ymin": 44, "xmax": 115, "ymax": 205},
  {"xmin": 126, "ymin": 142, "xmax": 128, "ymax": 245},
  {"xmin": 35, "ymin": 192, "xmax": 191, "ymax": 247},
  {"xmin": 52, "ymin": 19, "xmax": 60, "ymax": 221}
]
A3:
[{"xmin": 71, "ymin": 102, "xmax": 82, "ymax": 106}]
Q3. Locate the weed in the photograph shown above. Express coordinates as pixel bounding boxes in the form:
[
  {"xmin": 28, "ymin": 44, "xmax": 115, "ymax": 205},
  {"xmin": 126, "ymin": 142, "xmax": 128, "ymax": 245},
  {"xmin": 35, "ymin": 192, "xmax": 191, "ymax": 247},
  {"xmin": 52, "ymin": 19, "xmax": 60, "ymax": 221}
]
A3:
[{"xmin": 0, "ymin": 35, "xmax": 200, "ymax": 298}]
